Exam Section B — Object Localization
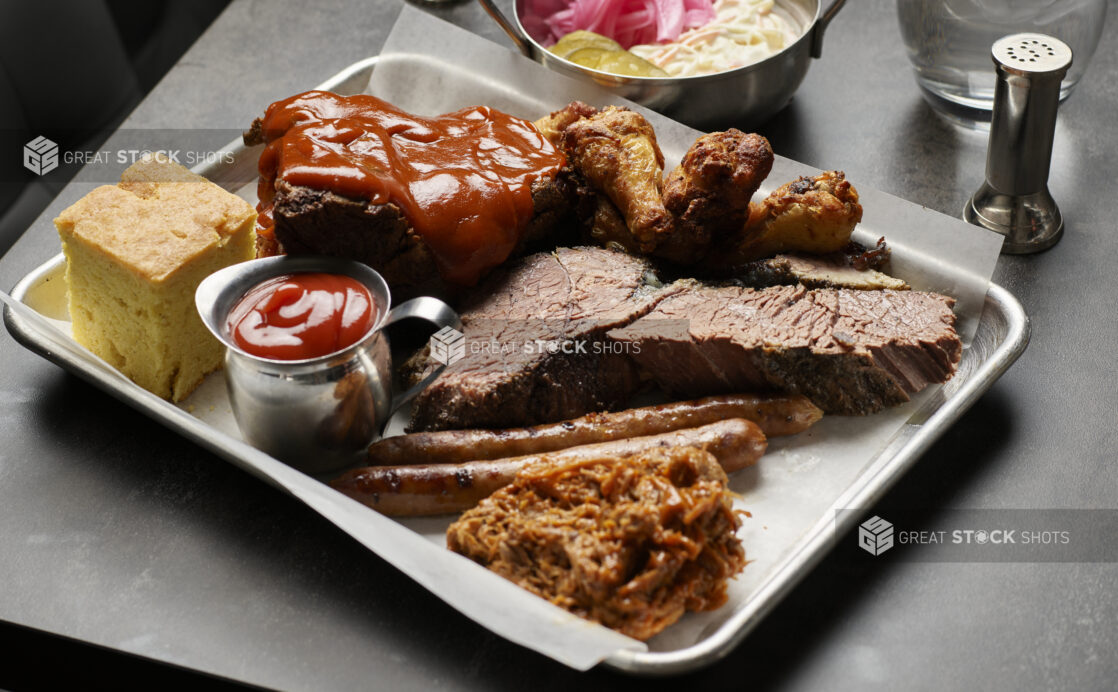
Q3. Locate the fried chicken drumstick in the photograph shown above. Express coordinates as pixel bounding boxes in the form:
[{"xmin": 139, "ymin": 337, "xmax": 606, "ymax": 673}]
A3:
[
  {"xmin": 660, "ymin": 129, "xmax": 773, "ymax": 263},
  {"xmin": 556, "ymin": 105, "xmax": 675, "ymax": 253}
]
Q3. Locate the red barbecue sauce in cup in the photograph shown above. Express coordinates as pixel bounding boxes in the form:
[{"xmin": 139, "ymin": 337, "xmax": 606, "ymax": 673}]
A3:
[{"xmin": 226, "ymin": 273, "xmax": 379, "ymax": 360}]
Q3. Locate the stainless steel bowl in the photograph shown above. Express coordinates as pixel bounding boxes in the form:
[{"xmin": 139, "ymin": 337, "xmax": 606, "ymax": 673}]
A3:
[
  {"xmin": 479, "ymin": 0, "xmax": 848, "ymax": 129},
  {"xmin": 195, "ymin": 255, "xmax": 460, "ymax": 474}
]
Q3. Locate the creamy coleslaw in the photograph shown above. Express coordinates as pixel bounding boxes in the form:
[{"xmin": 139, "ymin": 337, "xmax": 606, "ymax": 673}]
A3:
[{"xmin": 629, "ymin": 0, "xmax": 799, "ymax": 77}]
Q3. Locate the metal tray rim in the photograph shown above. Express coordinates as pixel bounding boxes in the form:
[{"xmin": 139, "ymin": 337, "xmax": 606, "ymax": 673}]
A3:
[{"xmin": 2, "ymin": 54, "xmax": 1032, "ymax": 676}]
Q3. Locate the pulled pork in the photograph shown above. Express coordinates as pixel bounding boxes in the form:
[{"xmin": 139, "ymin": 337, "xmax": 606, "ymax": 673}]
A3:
[{"xmin": 446, "ymin": 445, "xmax": 746, "ymax": 640}]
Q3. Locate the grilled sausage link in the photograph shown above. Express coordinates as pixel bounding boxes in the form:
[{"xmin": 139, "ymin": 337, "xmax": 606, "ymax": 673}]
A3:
[
  {"xmin": 333, "ymin": 418, "xmax": 766, "ymax": 516},
  {"xmin": 367, "ymin": 393, "xmax": 818, "ymax": 466}
]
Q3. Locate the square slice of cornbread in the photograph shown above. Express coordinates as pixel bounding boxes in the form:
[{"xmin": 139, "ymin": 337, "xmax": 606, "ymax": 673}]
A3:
[{"xmin": 54, "ymin": 153, "xmax": 256, "ymax": 401}]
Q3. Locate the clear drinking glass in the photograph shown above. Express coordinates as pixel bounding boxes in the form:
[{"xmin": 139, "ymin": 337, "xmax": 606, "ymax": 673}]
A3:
[{"xmin": 897, "ymin": 0, "xmax": 1106, "ymax": 125}]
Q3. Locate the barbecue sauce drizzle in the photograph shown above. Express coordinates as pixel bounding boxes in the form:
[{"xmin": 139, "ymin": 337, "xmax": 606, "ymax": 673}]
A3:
[{"xmin": 254, "ymin": 91, "xmax": 566, "ymax": 286}]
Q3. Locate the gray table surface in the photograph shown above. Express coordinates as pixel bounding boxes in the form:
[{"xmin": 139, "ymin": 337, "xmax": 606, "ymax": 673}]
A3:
[{"xmin": 2, "ymin": 0, "xmax": 1116, "ymax": 689}]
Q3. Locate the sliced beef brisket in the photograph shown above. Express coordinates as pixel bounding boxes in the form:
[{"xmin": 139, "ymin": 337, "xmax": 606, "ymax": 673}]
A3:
[
  {"xmin": 410, "ymin": 247, "xmax": 961, "ymax": 429},
  {"xmin": 408, "ymin": 247, "xmax": 675, "ymax": 431},
  {"xmin": 608, "ymin": 284, "xmax": 960, "ymax": 415}
]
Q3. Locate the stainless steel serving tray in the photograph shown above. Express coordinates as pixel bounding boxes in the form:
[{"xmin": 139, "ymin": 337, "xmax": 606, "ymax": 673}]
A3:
[{"xmin": 3, "ymin": 55, "xmax": 1030, "ymax": 675}]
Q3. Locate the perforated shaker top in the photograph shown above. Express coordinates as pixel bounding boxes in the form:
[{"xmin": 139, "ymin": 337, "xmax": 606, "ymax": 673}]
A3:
[{"xmin": 992, "ymin": 33, "xmax": 1073, "ymax": 77}]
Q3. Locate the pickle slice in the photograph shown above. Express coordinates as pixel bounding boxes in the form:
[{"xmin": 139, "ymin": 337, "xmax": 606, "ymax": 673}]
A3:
[
  {"xmin": 566, "ymin": 47, "xmax": 613, "ymax": 70},
  {"xmin": 549, "ymin": 29, "xmax": 670, "ymax": 78},
  {"xmin": 597, "ymin": 53, "xmax": 670, "ymax": 78},
  {"xmin": 548, "ymin": 30, "xmax": 622, "ymax": 59}
]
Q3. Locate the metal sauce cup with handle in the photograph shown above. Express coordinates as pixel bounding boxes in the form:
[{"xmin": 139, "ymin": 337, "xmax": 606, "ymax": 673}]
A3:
[{"xmin": 195, "ymin": 255, "xmax": 461, "ymax": 474}]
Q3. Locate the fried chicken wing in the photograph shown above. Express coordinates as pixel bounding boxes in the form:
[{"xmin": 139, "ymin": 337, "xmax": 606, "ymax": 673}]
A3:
[
  {"xmin": 723, "ymin": 171, "xmax": 862, "ymax": 264},
  {"xmin": 658, "ymin": 129, "xmax": 773, "ymax": 264},
  {"xmin": 559, "ymin": 106, "xmax": 674, "ymax": 253}
]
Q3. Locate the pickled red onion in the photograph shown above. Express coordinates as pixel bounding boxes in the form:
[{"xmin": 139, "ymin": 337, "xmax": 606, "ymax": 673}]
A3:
[{"xmin": 526, "ymin": 0, "xmax": 717, "ymax": 49}]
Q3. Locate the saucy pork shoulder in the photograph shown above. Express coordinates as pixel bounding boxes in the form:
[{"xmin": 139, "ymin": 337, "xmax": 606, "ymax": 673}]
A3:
[{"xmin": 244, "ymin": 91, "xmax": 581, "ymax": 290}]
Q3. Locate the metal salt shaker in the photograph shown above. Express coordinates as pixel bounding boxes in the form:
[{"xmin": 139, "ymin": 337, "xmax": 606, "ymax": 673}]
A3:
[{"xmin": 964, "ymin": 33, "xmax": 1073, "ymax": 254}]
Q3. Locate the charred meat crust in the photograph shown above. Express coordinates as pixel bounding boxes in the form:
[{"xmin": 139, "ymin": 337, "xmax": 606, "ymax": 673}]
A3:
[
  {"xmin": 242, "ymin": 117, "xmax": 265, "ymax": 147},
  {"xmin": 720, "ymin": 252, "xmax": 910, "ymax": 291},
  {"xmin": 271, "ymin": 179, "xmax": 433, "ymax": 289}
]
